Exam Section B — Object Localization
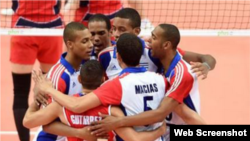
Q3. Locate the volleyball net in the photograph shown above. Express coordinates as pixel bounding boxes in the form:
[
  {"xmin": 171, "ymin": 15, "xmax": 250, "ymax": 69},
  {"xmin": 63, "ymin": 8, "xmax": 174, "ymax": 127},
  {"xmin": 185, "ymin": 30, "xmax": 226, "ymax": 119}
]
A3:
[{"xmin": 0, "ymin": 0, "xmax": 250, "ymax": 36}]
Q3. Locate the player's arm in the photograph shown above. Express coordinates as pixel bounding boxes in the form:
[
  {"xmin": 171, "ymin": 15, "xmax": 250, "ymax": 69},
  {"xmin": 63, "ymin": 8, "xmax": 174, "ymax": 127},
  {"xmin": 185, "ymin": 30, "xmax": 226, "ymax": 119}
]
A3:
[
  {"xmin": 111, "ymin": 106, "xmax": 166, "ymax": 141},
  {"xmin": 47, "ymin": 88, "xmax": 101, "ymax": 113},
  {"xmin": 89, "ymin": 70, "xmax": 192, "ymax": 134},
  {"xmin": 174, "ymin": 104, "xmax": 206, "ymax": 125},
  {"xmin": 32, "ymin": 70, "xmax": 102, "ymax": 113},
  {"xmin": 89, "ymin": 97, "xmax": 179, "ymax": 135},
  {"xmin": 43, "ymin": 122, "xmax": 97, "ymax": 141},
  {"xmin": 181, "ymin": 49, "xmax": 216, "ymax": 79},
  {"xmin": 23, "ymin": 102, "xmax": 60, "ymax": 128},
  {"xmin": 115, "ymin": 97, "xmax": 178, "ymax": 126}
]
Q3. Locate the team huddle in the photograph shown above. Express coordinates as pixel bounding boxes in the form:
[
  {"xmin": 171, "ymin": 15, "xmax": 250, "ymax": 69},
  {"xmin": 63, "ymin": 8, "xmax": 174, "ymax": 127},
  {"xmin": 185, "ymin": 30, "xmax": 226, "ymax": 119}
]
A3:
[{"xmin": 17, "ymin": 6, "xmax": 215, "ymax": 141}]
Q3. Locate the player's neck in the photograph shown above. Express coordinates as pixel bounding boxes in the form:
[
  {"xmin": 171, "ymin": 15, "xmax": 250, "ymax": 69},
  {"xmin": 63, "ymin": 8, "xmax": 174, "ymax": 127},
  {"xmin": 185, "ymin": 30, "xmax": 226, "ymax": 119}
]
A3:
[
  {"xmin": 107, "ymin": 40, "xmax": 112, "ymax": 47},
  {"xmin": 65, "ymin": 53, "xmax": 82, "ymax": 70},
  {"xmin": 121, "ymin": 63, "xmax": 140, "ymax": 69},
  {"xmin": 161, "ymin": 50, "xmax": 177, "ymax": 73},
  {"xmin": 82, "ymin": 88, "xmax": 93, "ymax": 94}
]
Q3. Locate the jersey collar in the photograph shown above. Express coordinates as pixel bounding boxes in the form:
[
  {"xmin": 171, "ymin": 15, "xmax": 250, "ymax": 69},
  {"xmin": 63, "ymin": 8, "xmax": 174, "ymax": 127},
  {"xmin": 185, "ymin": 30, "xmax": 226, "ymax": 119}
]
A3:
[
  {"xmin": 119, "ymin": 67, "xmax": 147, "ymax": 76},
  {"xmin": 163, "ymin": 52, "xmax": 181, "ymax": 77},
  {"xmin": 60, "ymin": 52, "xmax": 86, "ymax": 75},
  {"xmin": 113, "ymin": 37, "xmax": 146, "ymax": 58}
]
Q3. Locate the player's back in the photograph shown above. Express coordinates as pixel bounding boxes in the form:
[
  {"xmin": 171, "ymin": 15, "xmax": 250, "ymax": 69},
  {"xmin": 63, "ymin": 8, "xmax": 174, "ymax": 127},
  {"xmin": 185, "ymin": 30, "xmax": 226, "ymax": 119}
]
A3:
[
  {"xmin": 94, "ymin": 68, "xmax": 168, "ymax": 141},
  {"xmin": 118, "ymin": 71, "xmax": 167, "ymax": 132},
  {"xmin": 63, "ymin": 93, "xmax": 114, "ymax": 141}
]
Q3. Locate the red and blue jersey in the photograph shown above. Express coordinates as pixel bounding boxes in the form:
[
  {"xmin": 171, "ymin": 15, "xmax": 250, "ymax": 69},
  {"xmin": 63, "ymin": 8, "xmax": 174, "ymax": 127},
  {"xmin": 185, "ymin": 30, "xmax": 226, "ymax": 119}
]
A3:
[
  {"xmin": 33, "ymin": 52, "xmax": 84, "ymax": 141},
  {"xmin": 163, "ymin": 51, "xmax": 200, "ymax": 140},
  {"xmin": 63, "ymin": 93, "xmax": 114, "ymax": 141},
  {"xmin": 11, "ymin": 0, "xmax": 63, "ymax": 28}
]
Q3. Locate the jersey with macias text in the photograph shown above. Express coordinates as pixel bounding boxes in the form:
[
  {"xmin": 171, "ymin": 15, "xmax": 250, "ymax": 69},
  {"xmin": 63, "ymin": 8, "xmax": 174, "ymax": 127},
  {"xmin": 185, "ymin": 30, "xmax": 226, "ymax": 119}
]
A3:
[
  {"xmin": 163, "ymin": 52, "xmax": 200, "ymax": 141},
  {"xmin": 94, "ymin": 67, "xmax": 170, "ymax": 141},
  {"xmin": 63, "ymin": 93, "xmax": 114, "ymax": 141},
  {"xmin": 33, "ymin": 52, "xmax": 83, "ymax": 141}
]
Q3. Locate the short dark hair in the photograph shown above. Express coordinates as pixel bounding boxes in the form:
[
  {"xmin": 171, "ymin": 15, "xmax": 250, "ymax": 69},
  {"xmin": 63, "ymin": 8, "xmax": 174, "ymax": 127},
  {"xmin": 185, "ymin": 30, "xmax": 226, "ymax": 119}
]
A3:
[
  {"xmin": 63, "ymin": 22, "xmax": 87, "ymax": 43},
  {"xmin": 117, "ymin": 33, "xmax": 142, "ymax": 66},
  {"xmin": 115, "ymin": 8, "xmax": 141, "ymax": 28},
  {"xmin": 89, "ymin": 14, "xmax": 111, "ymax": 31},
  {"xmin": 80, "ymin": 60, "xmax": 104, "ymax": 90},
  {"xmin": 159, "ymin": 24, "xmax": 180, "ymax": 50}
]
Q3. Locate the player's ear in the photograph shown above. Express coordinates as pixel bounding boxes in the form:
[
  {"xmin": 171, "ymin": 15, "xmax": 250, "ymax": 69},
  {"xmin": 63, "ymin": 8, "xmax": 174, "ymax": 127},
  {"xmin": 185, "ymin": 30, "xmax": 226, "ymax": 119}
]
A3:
[
  {"xmin": 66, "ymin": 40, "xmax": 73, "ymax": 49},
  {"xmin": 134, "ymin": 27, "xmax": 141, "ymax": 36},
  {"xmin": 78, "ymin": 75, "xmax": 82, "ymax": 83},
  {"xmin": 163, "ymin": 41, "xmax": 171, "ymax": 50},
  {"xmin": 102, "ymin": 76, "xmax": 105, "ymax": 83}
]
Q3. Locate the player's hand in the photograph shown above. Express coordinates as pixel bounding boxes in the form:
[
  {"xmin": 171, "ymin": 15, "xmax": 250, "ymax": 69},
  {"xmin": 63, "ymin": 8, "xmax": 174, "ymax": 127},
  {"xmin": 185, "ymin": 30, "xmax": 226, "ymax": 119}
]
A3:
[
  {"xmin": 88, "ymin": 112, "xmax": 122, "ymax": 136},
  {"xmin": 76, "ymin": 126, "xmax": 98, "ymax": 141},
  {"xmin": 159, "ymin": 121, "xmax": 167, "ymax": 135},
  {"xmin": 34, "ymin": 92, "xmax": 49, "ymax": 107},
  {"xmin": 190, "ymin": 62, "xmax": 210, "ymax": 80},
  {"xmin": 32, "ymin": 70, "xmax": 53, "ymax": 96}
]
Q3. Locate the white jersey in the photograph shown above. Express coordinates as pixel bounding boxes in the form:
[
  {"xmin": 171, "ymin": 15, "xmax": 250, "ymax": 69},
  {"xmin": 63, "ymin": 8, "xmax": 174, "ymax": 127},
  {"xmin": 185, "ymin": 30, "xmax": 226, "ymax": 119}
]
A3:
[
  {"xmin": 94, "ymin": 67, "xmax": 185, "ymax": 141},
  {"xmin": 98, "ymin": 38, "xmax": 160, "ymax": 79}
]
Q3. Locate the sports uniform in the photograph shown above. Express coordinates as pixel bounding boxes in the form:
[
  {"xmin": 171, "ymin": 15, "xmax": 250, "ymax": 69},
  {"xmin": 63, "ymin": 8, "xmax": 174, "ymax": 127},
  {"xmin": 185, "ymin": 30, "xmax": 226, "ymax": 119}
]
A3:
[
  {"xmin": 33, "ymin": 53, "xmax": 83, "ymax": 141},
  {"xmin": 10, "ymin": 1, "xmax": 64, "ymax": 141},
  {"xmin": 93, "ymin": 67, "xmax": 185, "ymax": 141},
  {"xmin": 162, "ymin": 51, "xmax": 200, "ymax": 141},
  {"xmin": 10, "ymin": 0, "xmax": 63, "ymax": 65},
  {"xmin": 63, "ymin": 93, "xmax": 114, "ymax": 141}
]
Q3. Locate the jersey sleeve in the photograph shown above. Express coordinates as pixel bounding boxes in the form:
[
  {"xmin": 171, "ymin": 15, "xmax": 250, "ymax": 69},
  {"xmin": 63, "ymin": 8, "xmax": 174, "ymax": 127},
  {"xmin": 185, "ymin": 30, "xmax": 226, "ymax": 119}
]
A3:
[
  {"xmin": 177, "ymin": 48, "xmax": 185, "ymax": 56},
  {"xmin": 93, "ymin": 78, "xmax": 122, "ymax": 106},
  {"xmin": 57, "ymin": 77, "xmax": 67, "ymax": 93},
  {"xmin": 98, "ymin": 51, "xmax": 111, "ymax": 71},
  {"xmin": 163, "ymin": 76, "xmax": 169, "ymax": 93},
  {"xmin": 166, "ymin": 63, "xmax": 194, "ymax": 103},
  {"xmin": 47, "ymin": 69, "xmax": 68, "ymax": 103}
]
